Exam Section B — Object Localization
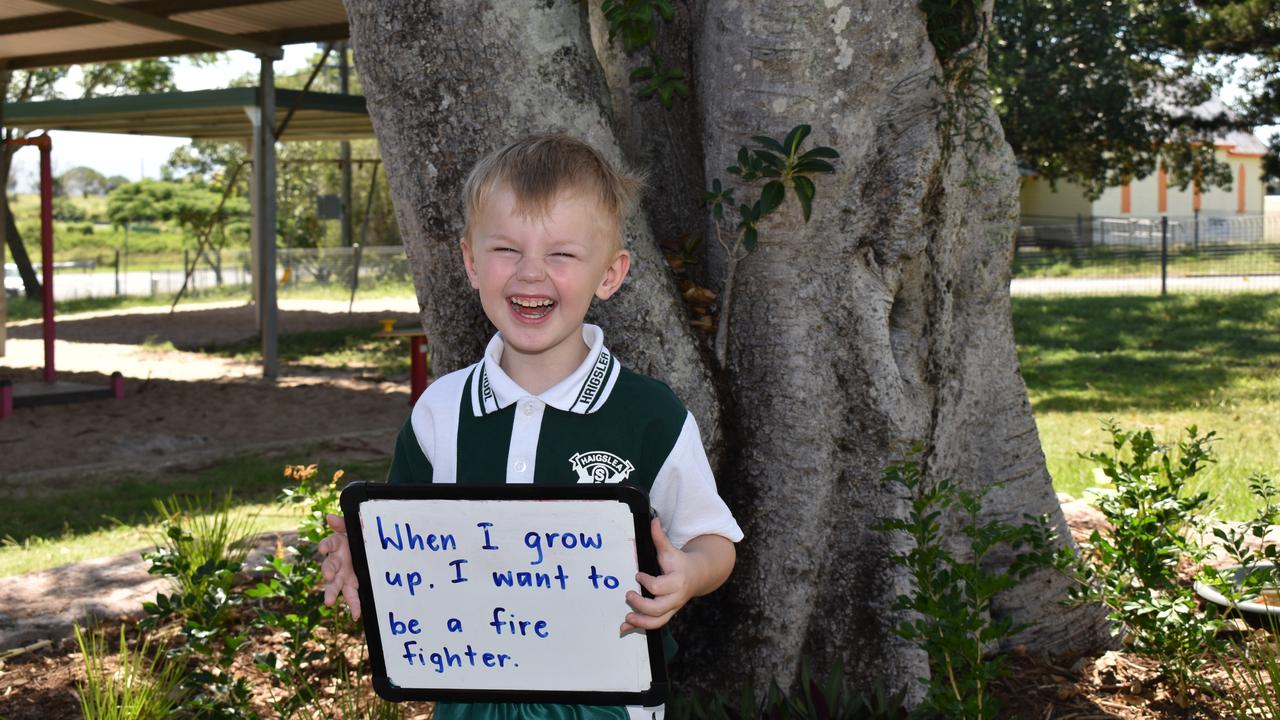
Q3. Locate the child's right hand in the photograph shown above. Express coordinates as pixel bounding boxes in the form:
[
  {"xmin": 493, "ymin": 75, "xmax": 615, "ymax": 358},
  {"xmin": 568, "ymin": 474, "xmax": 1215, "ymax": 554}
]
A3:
[{"xmin": 317, "ymin": 514, "xmax": 362, "ymax": 620}]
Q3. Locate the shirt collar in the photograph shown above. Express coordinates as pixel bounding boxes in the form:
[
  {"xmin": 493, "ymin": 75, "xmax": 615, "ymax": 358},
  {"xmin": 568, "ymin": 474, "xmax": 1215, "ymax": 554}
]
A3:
[{"xmin": 469, "ymin": 324, "xmax": 621, "ymax": 417}]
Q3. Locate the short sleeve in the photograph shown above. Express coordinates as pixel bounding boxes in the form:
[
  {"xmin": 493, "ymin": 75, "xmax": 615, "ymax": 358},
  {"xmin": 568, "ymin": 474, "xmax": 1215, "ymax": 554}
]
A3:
[
  {"xmin": 386, "ymin": 417, "xmax": 433, "ymax": 485},
  {"xmin": 648, "ymin": 412, "xmax": 743, "ymax": 549}
]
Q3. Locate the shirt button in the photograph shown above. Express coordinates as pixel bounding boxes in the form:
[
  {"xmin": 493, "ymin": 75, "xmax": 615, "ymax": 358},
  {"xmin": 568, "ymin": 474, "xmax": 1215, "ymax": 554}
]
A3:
[
  {"xmin": 513, "ymin": 459, "xmax": 527, "ymax": 473},
  {"xmin": 522, "ymin": 402, "xmax": 535, "ymax": 416}
]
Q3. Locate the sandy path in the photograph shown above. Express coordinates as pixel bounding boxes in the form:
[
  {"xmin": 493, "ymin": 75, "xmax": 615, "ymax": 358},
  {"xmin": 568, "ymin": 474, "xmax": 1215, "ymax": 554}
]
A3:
[{"xmin": 1, "ymin": 300, "xmax": 427, "ymax": 479}]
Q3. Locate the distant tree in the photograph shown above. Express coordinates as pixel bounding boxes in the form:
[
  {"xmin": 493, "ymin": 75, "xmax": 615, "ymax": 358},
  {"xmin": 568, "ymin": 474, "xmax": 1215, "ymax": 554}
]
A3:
[
  {"xmin": 1, "ymin": 58, "xmax": 203, "ymax": 298},
  {"xmin": 990, "ymin": 0, "xmax": 1273, "ymax": 199},
  {"xmin": 106, "ymin": 179, "xmax": 248, "ymax": 238},
  {"xmin": 103, "ymin": 175, "xmax": 130, "ymax": 194},
  {"xmin": 162, "ymin": 47, "xmax": 397, "ymax": 248},
  {"xmin": 1182, "ymin": 0, "xmax": 1280, "ymax": 181},
  {"xmin": 59, "ymin": 166, "xmax": 109, "ymax": 198},
  {"xmin": 51, "ymin": 196, "xmax": 86, "ymax": 222}
]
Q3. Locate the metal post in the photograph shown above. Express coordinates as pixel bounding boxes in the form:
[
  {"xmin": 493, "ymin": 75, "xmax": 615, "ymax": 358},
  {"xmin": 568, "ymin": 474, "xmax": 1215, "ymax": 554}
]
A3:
[
  {"xmin": 252, "ymin": 56, "xmax": 279, "ymax": 379},
  {"xmin": 114, "ymin": 249, "xmax": 120, "ymax": 295},
  {"xmin": 123, "ymin": 222, "xmax": 129, "ymax": 295},
  {"xmin": 38, "ymin": 136, "xmax": 54, "ymax": 383},
  {"xmin": 339, "ymin": 41, "xmax": 354, "ymax": 248},
  {"xmin": 347, "ymin": 242, "xmax": 362, "ymax": 313},
  {"xmin": 1161, "ymin": 215, "xmax": 1169, "ymax": 297}
]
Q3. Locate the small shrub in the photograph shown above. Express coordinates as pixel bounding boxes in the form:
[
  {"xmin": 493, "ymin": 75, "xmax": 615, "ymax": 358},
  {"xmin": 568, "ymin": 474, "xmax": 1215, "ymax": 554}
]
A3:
[
  {"xmin": 140, "ymin": 492, "xmax": 259, "ymax": 718},
  {"xmin": 75, "ymin": 624, "xmax": 185, "ymax": 720},
  {"xmin": 875, "ymin": 447, "xmax": 1056, "ymax": 720},
  {"xmin": 141, "ymin": 491, "xmax": 256, "ymax": 634},
  {"xmin": 247, "ymin": 464, "xmax": 353, "ymax": 718},
  {"xmin": 1058, "ymin": 422, "xmax": 1222, "ymax": 705}
]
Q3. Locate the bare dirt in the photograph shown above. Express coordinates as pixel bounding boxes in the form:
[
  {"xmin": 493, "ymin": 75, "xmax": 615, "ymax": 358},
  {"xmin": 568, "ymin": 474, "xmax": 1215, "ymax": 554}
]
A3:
[{"xmin": 1, "ymin": 300, "xmax": 422, "ymax": 481}]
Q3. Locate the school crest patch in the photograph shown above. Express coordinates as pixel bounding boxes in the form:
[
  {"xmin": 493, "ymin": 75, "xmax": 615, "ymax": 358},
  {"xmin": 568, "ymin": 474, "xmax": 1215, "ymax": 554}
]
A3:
[{"xmin": 570, "ymin": 451, "xmax": 635, "ymax": 484}]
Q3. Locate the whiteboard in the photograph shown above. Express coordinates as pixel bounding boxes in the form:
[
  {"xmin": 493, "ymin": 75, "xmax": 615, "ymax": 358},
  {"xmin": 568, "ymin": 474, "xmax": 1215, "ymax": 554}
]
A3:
[{"xmin": 342, "ymin": 483, "xmax": 667, "ymax": 705}]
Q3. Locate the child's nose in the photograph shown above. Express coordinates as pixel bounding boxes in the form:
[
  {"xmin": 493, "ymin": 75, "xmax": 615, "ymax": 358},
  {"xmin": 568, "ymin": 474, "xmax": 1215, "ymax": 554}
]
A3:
[{"xmin": 516, "ymin": 255, "xmax": 547, "ymax": 281}]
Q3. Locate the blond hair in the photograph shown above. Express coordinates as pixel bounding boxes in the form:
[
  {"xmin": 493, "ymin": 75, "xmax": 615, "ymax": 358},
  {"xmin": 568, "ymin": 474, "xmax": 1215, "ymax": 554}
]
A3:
[{"xmin": 461, "ymin": 133, "xmax": 644, "ymax": 250}]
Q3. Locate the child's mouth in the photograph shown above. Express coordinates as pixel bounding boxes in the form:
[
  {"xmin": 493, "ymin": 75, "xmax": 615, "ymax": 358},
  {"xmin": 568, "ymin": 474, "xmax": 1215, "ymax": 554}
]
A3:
[{"xmin": 510, "ymin": 296, "xmax": 556, "ymax": 320}]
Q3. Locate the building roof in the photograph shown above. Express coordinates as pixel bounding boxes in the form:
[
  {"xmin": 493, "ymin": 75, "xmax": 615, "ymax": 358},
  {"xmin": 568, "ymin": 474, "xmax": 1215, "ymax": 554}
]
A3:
[
  {"xmin": 0, "ymin": 0, "xmax": 348, "ymax": 69},
  {"xmin": 3, "ymin": 86, "xmax": 372, "ymax": 141}
]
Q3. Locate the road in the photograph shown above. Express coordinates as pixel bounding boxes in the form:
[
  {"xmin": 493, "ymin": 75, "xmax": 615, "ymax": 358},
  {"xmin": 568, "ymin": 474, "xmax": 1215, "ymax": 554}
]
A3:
[
  {"xmin": 42, "ymin": 266, "xmax": 252, "ymax": 301},
  {"xmin": 1010, "ymin": 273, "xmax": 1280, "ymax": 296},
  {"xmin": 23, "ymin": 267, "xmax": 1280, "ymax": 302}
]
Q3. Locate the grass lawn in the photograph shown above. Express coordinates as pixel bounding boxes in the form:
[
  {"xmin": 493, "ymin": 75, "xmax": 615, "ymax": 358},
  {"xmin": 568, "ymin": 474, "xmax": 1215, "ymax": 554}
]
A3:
[
  {"xmin": 205, "ymin": 326, "xmax": 413, "ymax": 376},
  {"xmin": 1013, "ymin": 293, "xmax": 1280, "ymax": 520},
  {"xmin": 0, "ymin": 455, "xmax": 391, "ymax": 577}
]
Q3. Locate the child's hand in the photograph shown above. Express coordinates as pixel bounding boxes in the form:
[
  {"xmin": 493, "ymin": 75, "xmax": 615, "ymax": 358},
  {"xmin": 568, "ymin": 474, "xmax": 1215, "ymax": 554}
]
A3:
[
  {"xmin": 620, "ymin": 518, "xmax": 735, "ymax": 634},
  {"xmin": 317, "ymin": 514, "xmax": 362, "ymax": 620}
]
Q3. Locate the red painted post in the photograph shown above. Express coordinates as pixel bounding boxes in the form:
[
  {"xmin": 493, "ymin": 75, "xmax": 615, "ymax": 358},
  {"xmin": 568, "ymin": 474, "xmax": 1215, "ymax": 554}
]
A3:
[
  {"xmin": 410, "ymin": 334, "xmax": 428, "ymax": 405},
  {"xmin": 111, "ymin": 371, "xmax": 125, "ymax": 400},
  {"xmin": 34, "ymin": 136, "xmax": 56, "ymax": 383},
  {"xmin": 0, "ymin": 380, "xmax": 12, "ymax": 419}
]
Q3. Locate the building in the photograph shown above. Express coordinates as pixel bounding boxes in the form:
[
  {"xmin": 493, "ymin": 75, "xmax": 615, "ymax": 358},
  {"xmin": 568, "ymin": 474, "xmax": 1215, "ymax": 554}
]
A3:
[{"xmin": 1018, "ymin": 129, "xmax": 1272, "ymax": 247}]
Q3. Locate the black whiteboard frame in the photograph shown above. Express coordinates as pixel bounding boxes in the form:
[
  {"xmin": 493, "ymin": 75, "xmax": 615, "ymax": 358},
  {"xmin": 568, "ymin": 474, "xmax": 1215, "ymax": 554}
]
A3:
[{"xmin": 341, "ymin": 481, "xmax": 670, "ymax": 706}]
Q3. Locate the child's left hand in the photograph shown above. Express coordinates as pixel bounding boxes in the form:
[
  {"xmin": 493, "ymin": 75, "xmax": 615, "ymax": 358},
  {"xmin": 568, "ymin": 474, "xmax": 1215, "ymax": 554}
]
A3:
[{"xmin": 620, "ymin": 518, "xmax": 735, "ymax": 634}]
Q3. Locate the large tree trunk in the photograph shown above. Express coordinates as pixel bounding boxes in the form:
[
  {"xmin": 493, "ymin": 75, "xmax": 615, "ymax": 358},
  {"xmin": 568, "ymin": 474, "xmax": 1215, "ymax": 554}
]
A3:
[
  {"xmin": 678, "ymin": 0, "xmax": 1109, "ymax": 689},
  {"xmin": 342, "ymin": 1, "xmax": 719, "ymax": 438},
  {"xmin": 344, "ymin": 0, "xmax": 1107, "ymax": 696}
]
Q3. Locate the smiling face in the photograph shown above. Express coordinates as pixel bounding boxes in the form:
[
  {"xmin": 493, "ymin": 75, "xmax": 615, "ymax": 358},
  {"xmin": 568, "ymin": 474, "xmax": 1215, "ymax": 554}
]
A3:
[{"xmin": 462, "ymin": 183, "xmax": 630, "ymax": 387}]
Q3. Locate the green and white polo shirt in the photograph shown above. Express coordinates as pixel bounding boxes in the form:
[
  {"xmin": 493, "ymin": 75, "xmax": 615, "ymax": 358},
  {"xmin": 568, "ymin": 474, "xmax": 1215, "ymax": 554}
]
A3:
[{"xmin": 387, "ymin": 324, "xmax": 743, "ymax": 550}]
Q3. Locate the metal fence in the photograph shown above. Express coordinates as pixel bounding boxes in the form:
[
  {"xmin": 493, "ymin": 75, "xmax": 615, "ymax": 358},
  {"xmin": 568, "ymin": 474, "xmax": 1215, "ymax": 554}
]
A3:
[
  {"xmin": 42, "ymin": 245, "xmax": 413, "ymax": 303},
  {"xmin": 1012, "ymin": 212, "xmax": 1280, "ymax": 296}
]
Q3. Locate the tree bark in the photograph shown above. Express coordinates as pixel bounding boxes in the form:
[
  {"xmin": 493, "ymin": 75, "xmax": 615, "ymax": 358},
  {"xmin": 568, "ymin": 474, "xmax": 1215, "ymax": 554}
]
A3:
[
  {"xmin": 342, "ymin": 0, "xmax": 720, "ymax": 445},
  {"xmin": 678, "ymin": 0, "xmax": 1108, "ymax": 690},
  {"xmin": 344, "ymin": 0, "xmax": 1108, "ymax": 697}
]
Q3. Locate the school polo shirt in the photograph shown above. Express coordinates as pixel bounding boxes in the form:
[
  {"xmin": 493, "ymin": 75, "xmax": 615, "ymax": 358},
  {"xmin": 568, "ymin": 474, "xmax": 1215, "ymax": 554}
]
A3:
[
  {"xmin": 386, "ymin": 324, "xmax": 743, "ymax": 550},
  {"xmin": 383, "ymin": 325, "xmax": 742, "ymax": 720}
]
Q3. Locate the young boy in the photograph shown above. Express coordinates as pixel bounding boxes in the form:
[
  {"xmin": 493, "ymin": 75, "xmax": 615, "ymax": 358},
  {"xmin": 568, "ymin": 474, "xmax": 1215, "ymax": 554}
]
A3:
[{"xmin": 318, "ymin": 133, "xmax": 742, "ymax": 720}]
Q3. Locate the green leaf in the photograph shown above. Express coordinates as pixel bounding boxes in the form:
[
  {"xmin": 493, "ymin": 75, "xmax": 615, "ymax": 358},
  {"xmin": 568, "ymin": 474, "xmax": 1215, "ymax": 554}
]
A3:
[
  {"xmin": 630, "ymin": 66, "xmax": 655, "ymax": 82},
  {"xmin": 784, "ymin": 124, "xmax": 812, "ymax": 156},
  {"xmin": 752, "ymin": 135, "xmax": 786, "ymax": 154},
  {"xmin": 793, "ymin": 159, "xmax": 836, "ymax": 174},
  {"xmin": 742, "ymin": 226, "xmax": 758, "ymax": 252},
  {"xmin": 759, "ymin": 180, "xmax": 785, "ymax": 215},
  {"xmin": 755, "ymin": 150, "xmax": 785, "ymax": 170},
  {"xmin": 793, "ymin": 176, "xmax": 816, "ymax": 222},
  {"xmin": 800, "ymin": 146, "xmax": 840, "ymax": 160}
]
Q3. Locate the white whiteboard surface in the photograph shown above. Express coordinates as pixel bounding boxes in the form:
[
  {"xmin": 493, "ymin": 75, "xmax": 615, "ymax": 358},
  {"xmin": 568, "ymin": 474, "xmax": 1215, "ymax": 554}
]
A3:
[{"xmin": 358, "ymin": 498, "xmax": 652, "ymax": 693}]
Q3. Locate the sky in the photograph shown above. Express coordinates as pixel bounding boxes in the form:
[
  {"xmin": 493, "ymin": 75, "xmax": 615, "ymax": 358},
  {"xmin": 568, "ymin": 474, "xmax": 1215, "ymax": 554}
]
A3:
[
  {"xmin": 7, "ymin": 46, "xmax": 1278, "ymax": 193},
  {"xmin": 7, "ymin": 45, "xmax": 317, "ymax": 191}
]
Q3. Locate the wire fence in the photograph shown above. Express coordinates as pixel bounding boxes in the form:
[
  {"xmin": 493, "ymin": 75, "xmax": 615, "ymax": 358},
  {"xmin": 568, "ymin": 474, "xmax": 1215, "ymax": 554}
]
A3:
[
  {"xmin": 39, "ymin": 245, "xmax": 413, "ymax": 303},
  {"xmin": 1012, "ymin": 212, "xmax": 1280, "ymax": 296}
]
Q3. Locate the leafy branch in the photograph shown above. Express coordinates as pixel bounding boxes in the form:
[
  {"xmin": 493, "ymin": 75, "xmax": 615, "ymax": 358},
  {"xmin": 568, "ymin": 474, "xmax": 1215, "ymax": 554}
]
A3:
[
  {"xmin": 601, "ymin": 0, "xmax": 688, "ymax": 108},
  {"xmin": 705, "ymin": 126, "xmax": 838, "ymax": 365}
]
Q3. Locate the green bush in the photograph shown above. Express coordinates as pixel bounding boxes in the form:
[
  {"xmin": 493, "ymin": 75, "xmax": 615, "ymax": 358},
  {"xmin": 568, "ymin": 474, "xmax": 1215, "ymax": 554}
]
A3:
[
  {"xmin": 875, "ymin": 448, "xmax": 1056, "ymax": 719},
  {"xmin": 1057, "ymin": 423, "xmax": 1223, "ymax": 706}
]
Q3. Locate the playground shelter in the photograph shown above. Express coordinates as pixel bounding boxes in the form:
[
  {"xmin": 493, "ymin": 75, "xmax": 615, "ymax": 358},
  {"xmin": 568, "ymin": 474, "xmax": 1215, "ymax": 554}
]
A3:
[{"xmin": 0, "ymin": 0, "xmax": 372, "ymax": 385}]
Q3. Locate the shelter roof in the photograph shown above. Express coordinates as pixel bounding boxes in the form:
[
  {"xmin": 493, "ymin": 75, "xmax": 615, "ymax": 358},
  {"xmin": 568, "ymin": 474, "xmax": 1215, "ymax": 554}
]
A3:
[
  {"xmin": 0, "ymin": 0, "xmax": 347, "ymax": 69},
  {"xmin": 3, "ymin": 86, "xmax": 372, "ymax": 141}
]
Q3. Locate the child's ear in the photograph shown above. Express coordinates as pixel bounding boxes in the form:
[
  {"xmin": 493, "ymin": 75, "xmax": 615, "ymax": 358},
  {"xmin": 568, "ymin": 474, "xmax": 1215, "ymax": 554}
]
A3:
[
  {"xmin": 460, "ymin": 238, "xmax": 480, "ymax": 290},
  {"xmin": 595, "ymin": 249, "xmax": 631, "ymax": 300}
]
